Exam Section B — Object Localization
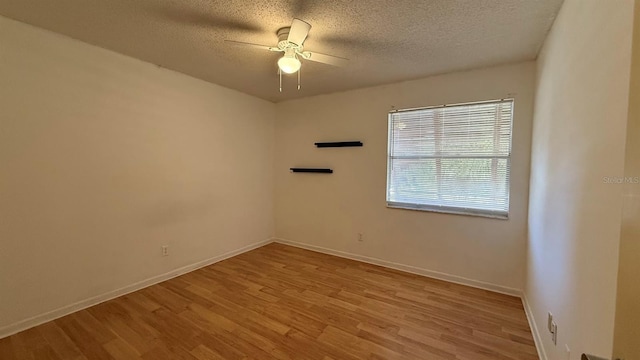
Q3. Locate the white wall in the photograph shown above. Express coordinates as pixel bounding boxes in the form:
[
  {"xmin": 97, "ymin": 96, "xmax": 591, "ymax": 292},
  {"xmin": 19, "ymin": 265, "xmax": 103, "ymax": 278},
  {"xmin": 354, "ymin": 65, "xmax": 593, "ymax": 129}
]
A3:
[
  {"xmin": 526, "ymin": 0, "xmax": 634, "ymax": 359},
  {"xmin": 614, "ymin": 3, "xmax": 640, "ymax": 358},
  {"xmin": 0, "ymin": 16, "xmax": 276, "ymax": 335},
  {"xmin": 275, "ymin": 62, "xmax": 535, "ymax": 293}
]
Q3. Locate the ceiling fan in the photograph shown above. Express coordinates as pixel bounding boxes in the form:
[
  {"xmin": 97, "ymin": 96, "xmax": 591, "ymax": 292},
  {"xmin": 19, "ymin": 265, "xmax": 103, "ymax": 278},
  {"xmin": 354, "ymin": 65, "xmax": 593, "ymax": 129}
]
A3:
[{"xmin": 226, "ymin": 18, "xmax": 348, "ymax": 91}]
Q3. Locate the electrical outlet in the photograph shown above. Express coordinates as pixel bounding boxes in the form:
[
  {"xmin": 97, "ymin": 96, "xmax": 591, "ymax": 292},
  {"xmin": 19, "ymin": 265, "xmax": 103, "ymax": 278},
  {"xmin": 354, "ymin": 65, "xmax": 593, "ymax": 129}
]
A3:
[
  {"xmin": 162, "ymin": 245, "xmax": 169, "ymax": 256},
  {"xmin": 357, "ymin": 233, "xmax": 364, "ymax": 242}
]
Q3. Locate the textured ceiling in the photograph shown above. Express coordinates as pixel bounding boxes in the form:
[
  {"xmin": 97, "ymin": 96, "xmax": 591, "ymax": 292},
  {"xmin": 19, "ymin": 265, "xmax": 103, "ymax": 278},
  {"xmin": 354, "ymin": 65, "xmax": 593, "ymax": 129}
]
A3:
[{"xmin": 0, "ymin": 0, "xmax": 563, "ymax": 102}]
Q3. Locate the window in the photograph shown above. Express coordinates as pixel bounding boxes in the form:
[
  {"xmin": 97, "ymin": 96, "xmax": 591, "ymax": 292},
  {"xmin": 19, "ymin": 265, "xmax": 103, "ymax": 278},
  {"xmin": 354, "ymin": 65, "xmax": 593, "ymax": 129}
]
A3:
[{"xmin": 386, "ymin": 99, "xmax": 513, "ymax": 219}]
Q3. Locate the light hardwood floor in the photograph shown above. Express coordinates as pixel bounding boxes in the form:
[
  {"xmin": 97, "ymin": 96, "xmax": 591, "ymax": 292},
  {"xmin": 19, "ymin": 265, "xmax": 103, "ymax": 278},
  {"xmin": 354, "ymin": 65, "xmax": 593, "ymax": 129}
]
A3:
[{"xmin": 0, "ymin": 243, "xmax": 538, "ymax": 359}]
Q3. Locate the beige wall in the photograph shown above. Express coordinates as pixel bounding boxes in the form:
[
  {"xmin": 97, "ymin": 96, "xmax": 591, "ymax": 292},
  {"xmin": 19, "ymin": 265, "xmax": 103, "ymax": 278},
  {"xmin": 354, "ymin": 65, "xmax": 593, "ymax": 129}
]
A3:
[
  {"xmin": 275, "ymin": 62, "xmax": 535, "ymax": 292},
  {"xmin": 0, "ymin": 16, "xmax": 275, "ymax": 335},
  {"xmin": 613, "ymin": 2, "xmax": 640, "ymax": 358},
  {"xmin": 526, "ymin": 0, "xmax": 634, "ymax": 359}
]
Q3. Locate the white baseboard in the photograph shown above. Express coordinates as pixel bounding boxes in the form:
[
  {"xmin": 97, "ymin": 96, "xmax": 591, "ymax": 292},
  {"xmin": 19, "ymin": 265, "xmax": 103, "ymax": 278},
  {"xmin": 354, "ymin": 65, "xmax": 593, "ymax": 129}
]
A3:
[
  {"xmin": 522, "ymin": 292, "xmax": 547, "ymax": 360},
  {"xmin": 274, "ymin": 238, "xmax": 522, "ymax": 297},
  {"xmin": 0, "ymin": 238, "xmax": 274, "ymax": 339}
]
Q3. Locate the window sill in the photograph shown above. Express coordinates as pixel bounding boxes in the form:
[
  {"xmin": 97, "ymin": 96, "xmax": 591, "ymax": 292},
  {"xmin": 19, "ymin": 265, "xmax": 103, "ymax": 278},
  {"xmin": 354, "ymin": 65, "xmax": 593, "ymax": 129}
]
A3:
[{"xmin": 386, "ymin": 202, "xmax": 509, "ymax": 220}]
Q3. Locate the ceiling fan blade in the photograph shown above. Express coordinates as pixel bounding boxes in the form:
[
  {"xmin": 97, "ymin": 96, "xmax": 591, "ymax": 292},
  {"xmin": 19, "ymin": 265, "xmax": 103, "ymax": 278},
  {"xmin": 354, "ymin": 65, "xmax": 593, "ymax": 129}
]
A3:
[
  {"xmin": 145, "ymin": 4, "xmax": 262, "ymax": 33},
  {"xmin": 320, "ymin": 34, "xmax": 390, "ymax": 50},
  {"xmin": 302, "ymin": 51, "xmax": 349, "ymax": 66},
  {"xmin": 225, "ymin": 40, "xmax": 280, "ymax": 52},
  {"xmin": 287, "ymin": 18, "xmax": 311, "ymax": 46}
]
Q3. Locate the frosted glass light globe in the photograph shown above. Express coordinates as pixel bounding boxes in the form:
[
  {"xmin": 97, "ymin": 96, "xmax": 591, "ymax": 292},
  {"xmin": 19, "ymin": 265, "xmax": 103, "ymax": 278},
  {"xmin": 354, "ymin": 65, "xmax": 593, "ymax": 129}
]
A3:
[{"xmin": 278, "ymin": 55, "xmax": 301, "ymax": 74}]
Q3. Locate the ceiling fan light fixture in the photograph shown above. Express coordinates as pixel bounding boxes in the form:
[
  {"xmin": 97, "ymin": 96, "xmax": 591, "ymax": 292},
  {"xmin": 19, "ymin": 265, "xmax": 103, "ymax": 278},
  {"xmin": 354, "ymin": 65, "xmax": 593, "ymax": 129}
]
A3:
[{"xmin": 278, "ymin": 49, "xmax": 301, "ymax": 74}]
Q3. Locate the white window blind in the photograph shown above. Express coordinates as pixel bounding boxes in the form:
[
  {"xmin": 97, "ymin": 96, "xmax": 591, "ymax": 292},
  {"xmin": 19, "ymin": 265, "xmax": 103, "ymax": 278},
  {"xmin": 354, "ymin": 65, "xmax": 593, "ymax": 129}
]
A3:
[{"xmin": 386, "ymin": 99, "xmax": 513, "ymax": 218}]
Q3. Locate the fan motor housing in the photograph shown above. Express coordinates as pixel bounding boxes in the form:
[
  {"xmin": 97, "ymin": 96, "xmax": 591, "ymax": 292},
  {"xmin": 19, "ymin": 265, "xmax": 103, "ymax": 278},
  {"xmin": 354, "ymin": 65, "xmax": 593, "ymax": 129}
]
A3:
[{"xmin": 276, "ymin": 27, "xmax": 301, "ymax": 50}]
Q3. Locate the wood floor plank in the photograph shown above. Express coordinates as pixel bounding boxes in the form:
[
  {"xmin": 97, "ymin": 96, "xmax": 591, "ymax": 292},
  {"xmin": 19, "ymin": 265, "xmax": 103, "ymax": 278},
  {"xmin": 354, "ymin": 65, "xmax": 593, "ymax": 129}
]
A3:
[
  {"xmin": 102, "ymin": 338, "xmax": 142, "ymax": 360},
  {"xmin": 36, "ymin": 322, "xmax": 86, "ymax": 360},
  {"xmin": 189, "ymin": 344, "xmax": 225, "ymax": 360},
  {"xmin": 53, "ymin": 319, "xmax": 115, "ymax": 360},
  {"xmin": 0, "ymin": 336, "xmax": 17, "ymax": 360},
  {"xmin": 2, "ymin": 243, "xmax": 539, "ymax": 359}
]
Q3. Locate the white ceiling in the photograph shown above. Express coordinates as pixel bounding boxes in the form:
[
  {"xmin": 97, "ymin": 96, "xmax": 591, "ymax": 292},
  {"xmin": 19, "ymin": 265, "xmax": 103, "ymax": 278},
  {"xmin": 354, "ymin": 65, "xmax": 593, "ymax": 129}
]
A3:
[{"xmin": 0, "ymin": 0, "xmax": 563, "ymax": 102}]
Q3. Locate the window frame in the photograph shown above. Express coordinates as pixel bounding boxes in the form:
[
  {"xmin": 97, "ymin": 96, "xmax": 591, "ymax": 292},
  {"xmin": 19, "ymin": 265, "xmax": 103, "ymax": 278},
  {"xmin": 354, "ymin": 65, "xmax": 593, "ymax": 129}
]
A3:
[{"xmin": 385, "ymin": 99, "xmax": 514, "ymax": 220}]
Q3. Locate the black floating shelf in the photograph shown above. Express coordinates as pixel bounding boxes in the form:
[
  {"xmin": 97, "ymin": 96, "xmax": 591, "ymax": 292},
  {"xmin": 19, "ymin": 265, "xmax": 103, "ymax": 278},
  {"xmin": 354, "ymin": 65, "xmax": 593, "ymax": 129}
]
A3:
[
  {"xmin": 290, "ymin": 168, "xmax": 333, "ymax": 173},
  {"xmin": 314, "ymin": 141, "xmax": 363, "ymax": 148}
]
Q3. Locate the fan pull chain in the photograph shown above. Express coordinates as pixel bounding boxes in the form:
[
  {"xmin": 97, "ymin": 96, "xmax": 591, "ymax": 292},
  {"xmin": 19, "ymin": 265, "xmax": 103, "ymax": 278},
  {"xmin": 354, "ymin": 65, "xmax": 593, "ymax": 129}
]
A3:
[
  {"xmin": 297, "ymin": 68, "xmax": 301, "ymax": 90},
  {"xmin": 279, "ymin": 68, "xmax": 282, "ymax": 92}
]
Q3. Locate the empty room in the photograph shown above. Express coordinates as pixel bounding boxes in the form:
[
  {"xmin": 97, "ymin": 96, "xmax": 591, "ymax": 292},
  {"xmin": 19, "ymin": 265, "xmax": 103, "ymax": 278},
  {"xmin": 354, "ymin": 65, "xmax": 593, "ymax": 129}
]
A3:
[{"xmin": 0, "ymin": 0, "xmax": 638, "ymax": 359}]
